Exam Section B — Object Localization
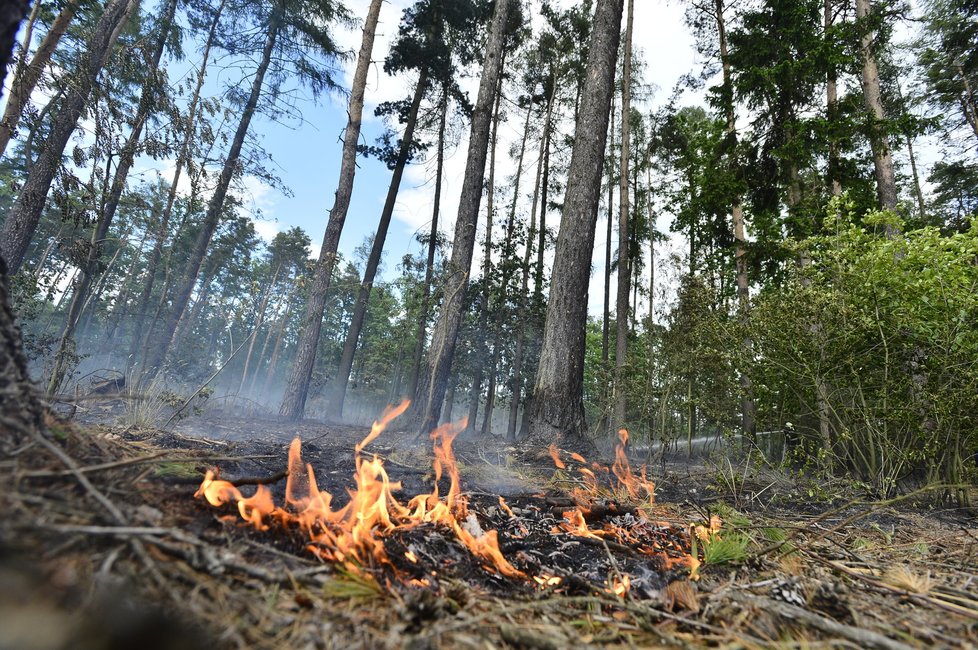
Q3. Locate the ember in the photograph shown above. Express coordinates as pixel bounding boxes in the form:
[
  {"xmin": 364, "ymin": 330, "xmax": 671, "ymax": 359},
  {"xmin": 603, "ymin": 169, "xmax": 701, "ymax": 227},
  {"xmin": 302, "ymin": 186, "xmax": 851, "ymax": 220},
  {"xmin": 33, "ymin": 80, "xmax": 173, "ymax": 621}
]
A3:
[{"xmin": 196, "ymin": 402, "xmax": 705, "ymax": 596}]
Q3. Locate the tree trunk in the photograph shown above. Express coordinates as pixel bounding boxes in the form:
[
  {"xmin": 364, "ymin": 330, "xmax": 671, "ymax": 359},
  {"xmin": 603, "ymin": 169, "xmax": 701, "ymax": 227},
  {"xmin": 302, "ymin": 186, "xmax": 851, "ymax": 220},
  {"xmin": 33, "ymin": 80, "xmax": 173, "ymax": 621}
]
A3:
[
  {"xmin": 143, "ymin": 7, "xmax": 281, "ymax": 380},
  {"xmin": 481, "ymin": 104, "xmax": 532, "ymax": 438},
  {"xmin": 0, "ymin": 0, "xmax": 137, "ymax": 274},
  {"xmin": 407, "ymin": 88, "xmax": 448, "ymax": 398},
  {"xmin": 855, "ymin": 0, "xmax": 899, "ymax": 221},
  {"xmin": 46, "ymin": 0, "xmax": 178, "ymax": 395},
  {"xmin": 825, "ymin": 0, "xmax": 842, "ymax": 197},
  {"xmin": 0, "ymin": 0, "xmax": 42, "ymax": 442},
  {"xmin": 613, "ymin": 0, "xmax": 633, "ymax": 433},
  {"xmin": 715, "ymin": 0, "xmax": 755, "ymax": 438},
  {"xmin": 127, "ymin": 0, "xmax": 225, "ymax": 369},
  {"xmin": 0, "ymin": 0, "xmax": 78, "ymax": 157},
  {"xmin": 328, "ymin": 67, "xmax": 428, "ymax": 419},
  {"xmin": 508, "ymin": 95, "xmax": 554, "ymax": 442},
  {"xmin": 238, "ymin": 264, "xmax": 282, "ymax": 396},
  {"xmin": 527, "ymin": 0, "xmax": 624, "ymax": 446},
  {"xmin": 261, "ymin": 283, "xmax": 296, "ymax": 397},
  {"xmin": 278, "ymin": 0, "xmax": 383, "ymax": 421},
  {"xmin": 601, "ymin": 94, "xmax": 615, "ymax": 435},
  {"xmin": 467, "ymin": 69, "xmax": 504, "ymax": 433},
  {"xmin": 409, "ymin": 0, "xmax": 511, "ymax": 434}
]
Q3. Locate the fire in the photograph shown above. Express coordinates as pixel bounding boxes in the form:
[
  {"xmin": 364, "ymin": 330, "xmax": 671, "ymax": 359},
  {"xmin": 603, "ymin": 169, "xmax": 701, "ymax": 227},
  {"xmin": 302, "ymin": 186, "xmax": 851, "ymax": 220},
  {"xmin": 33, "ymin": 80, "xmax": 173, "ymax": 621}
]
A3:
[
  {"xmin": 197, "ymin": 412, "xmax": 709, "ymax": 594},
  {"xmin": 195, "ymin": 400, "xmax": 522, "ymax": 579},
  {"xmin": 548, "ymin": 442, "xmax": 566, "ymax": 469},
  {"xmin": 608, "ymin": 574, "xmax": 631, "ymax": 597},
  {"xmin": 534, "ymin": 574, "xmax": 563, "ymax": 589}
]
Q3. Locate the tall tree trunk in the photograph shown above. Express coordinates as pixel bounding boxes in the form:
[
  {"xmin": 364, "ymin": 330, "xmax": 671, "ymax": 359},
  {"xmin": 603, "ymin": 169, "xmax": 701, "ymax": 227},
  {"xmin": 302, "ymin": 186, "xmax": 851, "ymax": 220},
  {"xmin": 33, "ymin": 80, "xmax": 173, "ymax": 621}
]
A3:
[
  {"xmin": 612, "ymin": 0, "xmax": 633, "ymax": 433},
  {"xmin": 0, "ymin": 0, "xmax": 138, "ymax": 274},
  {"xmin": 715, "ymin": 0, "xmax": 755, "ymax": 438},
  {"xmin": 527, "ymin": 0, "xmax": 624, "ymax": 446},
  {"xmin": 144, "ymin": 7, "xmax": 281, "ymax": 379},
  {"xmin": 467, "ymin": 70, "xmax": 504, "ymax": 433},
  {"xmin": 508, "ymin": 96, "xmax": 554, "ymax": 442},
  {"xmin": 601, "ymin": 94, "xmax": 615, "ymax": 436},
  {"xmin": 47, "ymin": 0, "xmax": 178, "ymax": 394},
  {"xmin": 128, "ymin": 0, "xmax": 225, "ymax": 369},
  {"xmin": 238, "ymin": 264, "xmax": 282, "ymax": 395},
  {"xmin": 279, "ymin": 0, "xmax": 383, "ymax": 420},
  {"xmin": 407, "ymin": 88, "xmax": 448, "ymax": 398},
  {"xmin": 825, "ymin": 0, "xmax": 843, "ymax": 197},
  {"xmin": 409, "ymin": 0, "xmax": 511, "ymax": 434},
  {"xmin": 855, "ymin": 0, "xmax": 899, "ymax": 221},
  {"xmin": 481, "ymin": 104, "xmax": 532, "ymax": 438},
  {"xmin": 328, "ymin": 66, "xmax": 428, "ymax": 419},
  {"xmin": 261, "ymin": 283, "xmax": 296, "ymax": 397},
  {"xmin": 0, "ymin": 0, "xmax": 78, "ymax": 157},
  {"xmin": 895, "ymin": 81, "xmax": 926, "ymax": 219}
]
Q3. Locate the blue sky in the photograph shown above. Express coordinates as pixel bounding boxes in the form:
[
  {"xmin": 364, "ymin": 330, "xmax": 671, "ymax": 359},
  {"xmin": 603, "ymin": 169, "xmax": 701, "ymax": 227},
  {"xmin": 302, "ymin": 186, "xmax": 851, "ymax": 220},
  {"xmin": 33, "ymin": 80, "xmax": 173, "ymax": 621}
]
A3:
[{"xmin": 205, "ymin": 0, "xmax": 699, "ymax": 317}]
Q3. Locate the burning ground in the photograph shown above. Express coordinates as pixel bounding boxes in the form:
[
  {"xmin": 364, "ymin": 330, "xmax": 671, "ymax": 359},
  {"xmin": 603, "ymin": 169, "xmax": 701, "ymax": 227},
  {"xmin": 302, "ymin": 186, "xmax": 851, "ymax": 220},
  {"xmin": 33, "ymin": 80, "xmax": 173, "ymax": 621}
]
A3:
[{"xmin": 2, "ymin": 407, "xmax": 978, "ymax": 649}]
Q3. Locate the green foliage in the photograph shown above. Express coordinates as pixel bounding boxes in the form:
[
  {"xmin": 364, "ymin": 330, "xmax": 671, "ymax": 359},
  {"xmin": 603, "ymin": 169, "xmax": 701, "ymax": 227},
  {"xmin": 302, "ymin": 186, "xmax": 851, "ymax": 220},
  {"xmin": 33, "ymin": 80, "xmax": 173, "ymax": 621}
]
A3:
[
  {"xmin": 751, "ymin": 199, "xmax": 978, "ymax": 498},
  {"xmin": 702, "ymin": 532, "xmax": 750, "ymax": 565}
]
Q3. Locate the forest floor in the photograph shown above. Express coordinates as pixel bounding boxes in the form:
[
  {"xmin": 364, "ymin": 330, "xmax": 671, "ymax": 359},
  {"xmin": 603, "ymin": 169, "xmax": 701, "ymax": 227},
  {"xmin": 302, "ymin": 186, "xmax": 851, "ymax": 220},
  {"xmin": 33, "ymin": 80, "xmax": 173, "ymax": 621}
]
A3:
[{"xmin": 2, "ymin": 397, "xmax": 978, "ymax": 649}]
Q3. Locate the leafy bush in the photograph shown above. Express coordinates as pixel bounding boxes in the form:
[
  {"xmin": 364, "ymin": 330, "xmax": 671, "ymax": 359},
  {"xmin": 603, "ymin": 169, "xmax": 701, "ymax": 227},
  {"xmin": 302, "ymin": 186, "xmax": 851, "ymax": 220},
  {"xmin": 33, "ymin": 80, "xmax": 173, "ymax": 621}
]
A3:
[{"xmin": 751, "ymin": 200, "xmax": 978, "ymax": 501}]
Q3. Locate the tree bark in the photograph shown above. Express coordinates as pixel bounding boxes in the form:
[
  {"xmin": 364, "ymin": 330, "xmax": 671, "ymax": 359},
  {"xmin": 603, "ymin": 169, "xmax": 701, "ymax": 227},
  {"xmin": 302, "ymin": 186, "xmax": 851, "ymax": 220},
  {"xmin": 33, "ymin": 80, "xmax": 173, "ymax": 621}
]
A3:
[
  {"xmin": 409, "ymin": 0, "xmax": 511, "ymax": 434},
  {"xmin": 407, "ymin": 88, "xmax": 448, "ymax": 398},
  {"xmin": 527, "ymin": 0, "xmax": 624, "ymax": 446},
  {"xmin": 855, "ymin": 0, "xmax": 899, "ymax": 221},
  {"xmin": 144, "ymin": 6, "xmax": 281, "ymax": 379},
  {"xmin": 612, "ymin": 0, "xmax": 633, "ymax": 433},
  {"xmin": 0, "ymin": 0, "xmax": 42, "ymax": 442},
  {"xmin": 468, "ymin": 69, "xmax": 504, "ymax": 433},
  {"xmin": 601, "ymin": 94, "xmax": 615, "ymax": 436},
  {"xmin": 0, "ymin": 0, "xmax": 137, "ymax": 274},
  {"xmin": 278, "ymin": 0, "xmax": 383, "ymax": 420},
  {"xmin": 328, "ymin": 66, "xmax": 428, "ymax": 419},
  {"xmin": 0, "ymin": 0, "xmax": 78, "ymax": 157}
]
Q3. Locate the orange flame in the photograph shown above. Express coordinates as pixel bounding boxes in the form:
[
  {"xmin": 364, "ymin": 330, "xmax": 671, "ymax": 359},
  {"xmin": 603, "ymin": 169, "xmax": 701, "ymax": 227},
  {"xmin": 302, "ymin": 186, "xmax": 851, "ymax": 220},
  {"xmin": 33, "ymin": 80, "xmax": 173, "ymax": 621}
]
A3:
[
  {"xmin": 195, "ymin": 401, "xmax": 522, "ymax": 579},
  {"xmin": 548, "ymin": 442, "xmax": 566, "ymax": 469},
  {"xmin": 611, "ymin": 429, "xmax": 655, "ymax": 503}
]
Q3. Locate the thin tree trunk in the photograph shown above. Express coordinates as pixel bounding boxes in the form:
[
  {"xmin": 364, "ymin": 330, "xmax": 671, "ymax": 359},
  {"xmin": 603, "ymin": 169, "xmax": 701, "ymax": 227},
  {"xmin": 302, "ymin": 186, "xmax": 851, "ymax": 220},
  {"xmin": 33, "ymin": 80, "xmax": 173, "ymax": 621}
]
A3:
[
  {"xmin": 407, "ymin": 88, "xmax": 448, "ymax": 398},
  {"xmin": 528, "ymin": 0, "xmax": 624, "ymax": 446},
  {"xmin": 0, "ymin": 0, "xmax": 78, "ymax": 157},
  {"xmin": 613, "ymin": 0, "xmax": 633, "ymax": 433},
  {"xmin": 508, "ymin": 96, "xmax": 554, "ymax": 442},
  {"xmin": 128, "ymin": 2, "xmax": 224, "ymax": 368},
  {"xmin": 409, "ymin": 0, "xmax": 511, "ymax": 434},
  {"xmin": 715, "ymin": 0, "xmax": 755, "ymax": 438},
  {"xmin": 855, "ymin": 0, "xmax": 899, "ymax": 221},
  {"xmin": 601, "ymin": 94, "xmax": 615, "ymax": 432},
  {"xmin": 144, "ymin": 7, "xmax": 281, "ymax": 379},
  {"xmin": 279, "ymin": 0, "xmax": 383, "ymax": 420},
  {"xmin": 825, "ymin": 0, "xmax": 843, "ymax": 197},
  {"xmin": 0, "ymin": 0, "xmax": 137, "ymax": 274},
  {"xmin": 468, "ymin": 70, "xmax": 504, "ymax": 433},
  {"xmin": 328, "ymin": 67, "xmax": 428, "ymax": 418},
  {"xmin": 481, "ymin": 104, "xmax": 532, "ymax": 438},
  {"xmin": 261, "ymin": 283, "xmax": 296, "ymax": 397},
  {"xmin": 238, "ymin": 265, "xmax": 281, "ymax": 395}
]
